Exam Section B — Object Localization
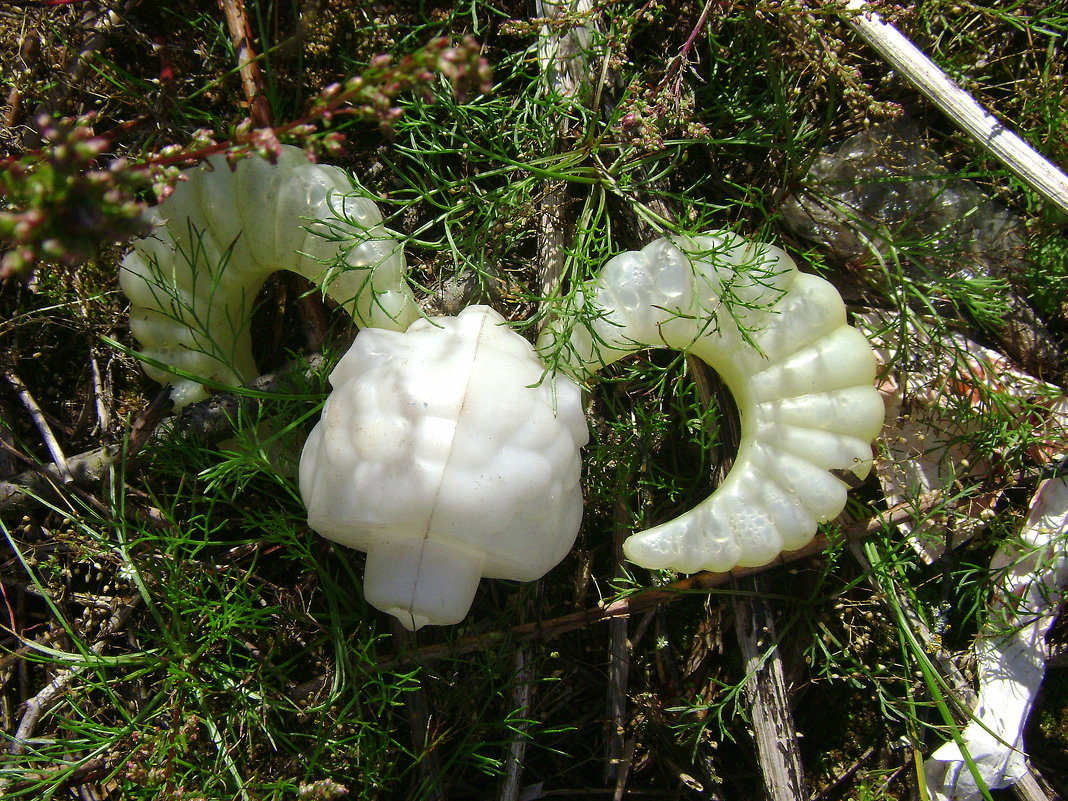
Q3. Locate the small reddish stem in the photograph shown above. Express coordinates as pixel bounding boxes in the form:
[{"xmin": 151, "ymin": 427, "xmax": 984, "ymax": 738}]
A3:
[{"xmin": 217, "ymin": 0, "xmax": 273, "ymax": 129}]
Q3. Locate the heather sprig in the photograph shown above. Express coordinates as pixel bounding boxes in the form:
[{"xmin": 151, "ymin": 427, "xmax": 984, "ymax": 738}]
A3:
[
  {"xmin": 0, "ymin": 36, "xmax": 491, "ymax": 280},
  {"xmin": 0, "ymin": 113, "xmax": 152, "ymax": 279},
  {"xmin": 300, "ymin": 35, "xmax": 492, "ymax": 138}
]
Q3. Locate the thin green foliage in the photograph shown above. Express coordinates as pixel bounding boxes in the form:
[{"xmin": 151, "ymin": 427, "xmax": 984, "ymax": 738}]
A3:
[{"xmin": 1, "ymin": 1, "xmax": 1066, "ymax": 799}]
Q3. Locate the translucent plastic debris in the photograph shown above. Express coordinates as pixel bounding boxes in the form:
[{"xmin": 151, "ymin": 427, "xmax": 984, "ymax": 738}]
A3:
[
  {"xmin": 924, "ymin": 475, "xmax": 1068, "ymax": 800},
  {"xmin": 857, "ymin": 310, "xmax": 1067, "ymax": 561},
  {"xmin": 547, "ymin": 231, "xmax": 884, "ymax": 574},
  {"xmin": 120, "ymin": 145, "xmax": 419, "ymax": 409},
  {"xmin": 781, "ymin": 120, "xmax": 1025, "ymax": 278},
  {"xmin": 782, "ymin": 121, "xmax": 1063, "ymax": 378}
]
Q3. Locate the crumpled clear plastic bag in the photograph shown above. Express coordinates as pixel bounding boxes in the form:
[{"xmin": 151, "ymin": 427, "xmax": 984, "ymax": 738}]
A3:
[
  {"xmin": 783, "ymin": 120, "xmax": 1064, "ymax": 379},
  {"xmin": 781, "ymin": 120, "xmax": 1025, "ymax": 280}
]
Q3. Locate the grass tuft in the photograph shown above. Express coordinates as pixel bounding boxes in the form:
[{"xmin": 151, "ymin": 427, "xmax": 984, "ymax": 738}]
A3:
[{"xmin": 1, "ymin": 1, "xmax": 1066, "ymax": 799}]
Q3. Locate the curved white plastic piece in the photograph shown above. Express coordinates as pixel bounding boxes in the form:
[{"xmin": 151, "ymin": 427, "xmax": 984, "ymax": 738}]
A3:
[
  {"xmin": 924, "ymin": 476, "xmax": 1068, "ymax": 801},
  {"xmin": 120, "ymin": 145, "xmax": 419, "ymax": 409},
  {"xmin": 299, "ymin": 305, "xmax": 589, "ymax": 630},
  {"xmin": 544, "ymin": 232, "xmax": 884, "ymax": 574}
]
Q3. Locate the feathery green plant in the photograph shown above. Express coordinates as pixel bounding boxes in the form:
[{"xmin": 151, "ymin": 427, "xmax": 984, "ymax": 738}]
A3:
[{"xmin": 1, "ymin": 1, "xmax": 1066, "ymax": 799}]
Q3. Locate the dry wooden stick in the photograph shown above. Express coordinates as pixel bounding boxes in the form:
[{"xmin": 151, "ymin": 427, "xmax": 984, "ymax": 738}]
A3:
[
  {"xmin": 729, "ymin": 576, "xmax": 806, "ymax": 801},
  {"xmin": 70, "ymin": 272, "xmax": 112, "ymax": 435},
  {"xmin": 315, "ymin": 498, "xmax": 928, "ymax": 685},
  {"xmin": 838, "ymin": 0, "xmax": 1068, "ymax": 215},
  {"xmin": 0, "ymin": 597, "xmax": 140, "ymax": 793},
  {"xmin": 86, "ymin": 351, "xmax": 110, "ymax": 434},
  {"xmin": 217, "ymin": 0, "xmax": 273, "ymax": 129},
  {"xmin": 3, "ymin": 30, "xmax": 38, "ymax": 128},
  {"xmin": 611, "ymin": 738, "xmax": 637, "ymax": 801},
  {"xmin": 3, "ymin": 369, "xmax": 71, "ymax": 483},
  {"xmin": 498, "ymin": 646, "xmax": 534, "ymax": 801},
  {"xmin": 0, "ymin": 354, "xmax": 326, "ymax": 514},
  {"xmin": 808, "ymin": 744, "xmax": 878, "ymax": 801},
  {"xmin": 219, "ymin": 0, "xmax": 331, "ymax": 351},
  {"xmin": 534, "ymin": 0, "xmax": 601, "ymax": 303},
  {"xmin": 605, "ymin": 498, "xmax": 632, "ymax": 785},
  {"xmin": 390, "ymin": 620, "xmax": 448, "ymax": 801}
]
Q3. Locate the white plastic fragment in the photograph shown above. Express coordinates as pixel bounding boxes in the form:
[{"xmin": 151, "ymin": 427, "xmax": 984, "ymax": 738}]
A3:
[
  {"xmin": 924, "ymin": 475, "xmax": 1068, "ymax": 801},
  {"xmin": 857, "ymin": 310, "xmax": 1068, "ymax": 562},
  {"xmin": 546, "ymin": 232, "xmax": 884, "ymax": 573},
  {"xmin": 120, "ymin": 145, "xmax": 419, "ymax": 409},
  {"xmin": 299, "ymin": 305, "xmax": 588, "ymax": 630}
]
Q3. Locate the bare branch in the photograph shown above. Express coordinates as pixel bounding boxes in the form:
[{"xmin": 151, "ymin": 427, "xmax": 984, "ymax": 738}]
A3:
[{"xmin": 839, "ymin": 0, "xmax": 1068, "ymax": 215}]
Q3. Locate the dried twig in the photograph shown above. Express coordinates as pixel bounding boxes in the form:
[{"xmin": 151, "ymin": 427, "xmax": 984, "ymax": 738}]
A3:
[
  {"xmin": 838, "ymin": 0, "xmax": 1068, "ymax": 215},
  {"xmin": 605, "ymin": 500, "xmax": 632, "ymax": 785},
  {"xmin": 70, "ymin": 272, "xmax": 112, "ymax": 435},
  {"xmin": 3, "ymin": 30, "xmax": 37, "ymax": 129},
  {"xmin": 282, "ymin": 498, "xmax": 932, "ymax": 699},
  {"xmin": 0, "ymin": 597, "xmax": 140, "ymax": 793},
  {"xmin": 611, "ymin": 738, "xmax": 638, "ymax": 801},
  {"xmin": 0, "ymin": 354, "xmax": 326, "ymax": 513},
  {"xmin": 808, "ymin": 744, "xmax": 878, "ymax": 801},
  {"xmin": 498, "ymin": 646, "xmax": 534, "ymax": 801},
  {"xmin": 390, "ymin": 621, "xmax": 447, "ymax": 801},
  {"xmin": 534, "ymin": 0, "xmax": 601, "ymax": 304},
  {"xmin": 86, "ymin": 350, "xmax": 110, "ymax": 434},
  {"xmin": 728, "ymin": 574, "xmax": 806, "ymax": 801},
  {"xmin": 3, "ymin": 369, "xmax": 71, "ymax": 483},
  {"xmin": 217, "ymin": 0, "xmax": 273, "ymax": 128}
]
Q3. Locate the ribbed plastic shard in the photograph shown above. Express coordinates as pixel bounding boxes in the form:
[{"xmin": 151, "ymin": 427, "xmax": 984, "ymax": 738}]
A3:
[
  {"xmin": 119, "ymin": 145, "xmax": 419, "ymax": 409},
  {"xmin": 542, "ymin": 231, "xmax": 884, "ymax": 574}
]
